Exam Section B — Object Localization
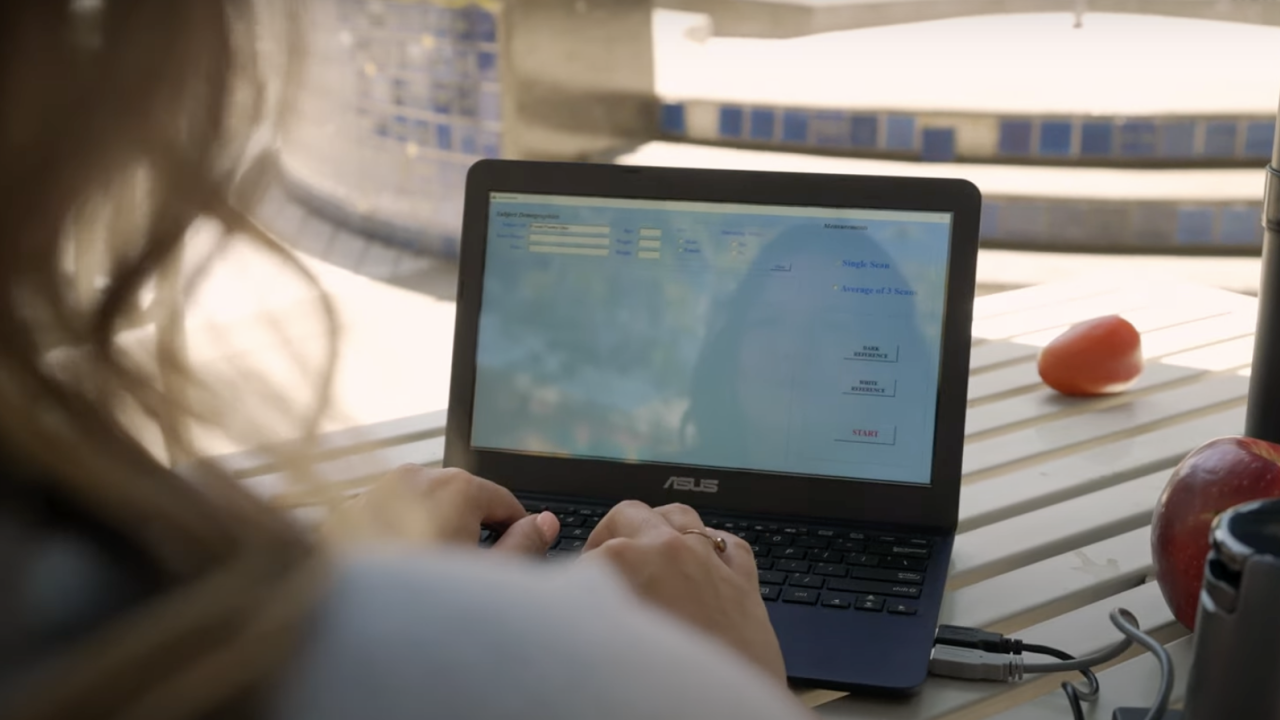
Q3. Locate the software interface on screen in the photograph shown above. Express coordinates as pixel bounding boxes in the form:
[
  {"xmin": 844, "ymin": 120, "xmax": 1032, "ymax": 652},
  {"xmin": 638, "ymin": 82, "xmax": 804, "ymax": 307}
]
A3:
[{"xmin": 471, "ymin": 192, "xmax": 954, "ymax": 486}]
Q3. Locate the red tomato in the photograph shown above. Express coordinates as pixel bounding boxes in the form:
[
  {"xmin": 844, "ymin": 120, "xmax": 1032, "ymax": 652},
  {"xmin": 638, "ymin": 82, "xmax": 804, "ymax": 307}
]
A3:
[{"xmin": 1037, "ymin": 315, "xmax": 1144, "ymax": 396}]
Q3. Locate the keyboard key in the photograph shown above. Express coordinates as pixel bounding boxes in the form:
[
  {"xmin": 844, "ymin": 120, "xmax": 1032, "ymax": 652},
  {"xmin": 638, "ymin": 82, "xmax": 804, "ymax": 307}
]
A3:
[
  {"xmin": 561, "ymin": 527, "xmax": 591, "ymax": 540},
  {"xmin": 781, "ymin": 588, "xmax": 820, "ymax": 605},
  {"xmin": 874, "ymin": 535, "xmax": 904, "ymax": 545},
  {"xmin": 871, "ymin": 543, "xmax": 931, "ymax": 559},
  {"xmin": 888, "ymin": 602, "xmax": 917, "ymax": 615},
  {"xmin": 847, "ymin": 532, "xmax": 868, "ymax": 541},
  {"xmin": 758, "ymin": 571, "xmax": 787, "ymax": 585},
  {"xmin": 814, "ymin": 563, "xmax": 848, "ymax": 577},
  {"xmin": 761, "ymin": 585, "xmax": 780, "ymax": 601},
  {"xmin": 849, "ymin": 554, "xmax": 880, "ymax": 567},
  {"xmin": 733, "ymin": 530, "xmax": 758, "ymax": 543},
  {"xmin": 816, "ymin": 529, "xmax": 836, "ymax": 538},
  {"xmin": 584, "ymin": 517, "xmax": 600, "ymax": 529},
  {"xmin": 832, "ymin": 540, "xmax": 866, "ymax": 553},
  {"xmin": 905, "ymin": 537, "xmax": 933, "ymax": 547},
  {"xmin": 775, "ymin": 560, "xmax": 810, "ymax": 573},
  {"xmin": 750, "ymin": 544, "xmax": 769, "ymax": 558},
  {"xmin": 762, "ymin": 534, "xmax": 791, "ymax": 546},
  {"xmin": 795, "ymin": 537, "xmax": 829, "ymax": 550},
  {"xmin": 777, "ymin": 547, "xmax": 808, "ymax": 561},
  {"xmin": 847, "ymin": 567, "xmax": 925, "ymax": 585},
  {"xmin": 821, "ymin": 596, "xmax": 852, "ymax": 609},
  {"xmin": 756, "ymin": 558, "xmax": 773, "ymax": 570},
  {"xmin": 856, "ymin": 594, "xmax": 886, "ymax": 612},
  {"xmin": 577, "ymin": 508, "xmax": 598, "ymax": 516},
  {"xmin": 479, "ymin": 528, "xmax": 495, "ymax": 545},
  {"xmin": 827, "ymin": 579, "xmax": 922, "ymax": 599},
  {"xmin": 813, "ymin": 550, "xmax": 844, "ymax": 564},
  {"xmin": 789, "ymin": 574, "xmax": 824, "ymax": 589},
  {"xmin": 561, "ymin": 515, "xmax": 584, "ymax": 527},
  {"xmin": 557, "ymin": 538, "xmax": 586, "ymax": 551},
  {"xmin": 882, "ymin": 556, "xmax": 928, "ymax": 571},
  {"xmin": 781, "ymin": 527, "xmax": 800, "ymax": 535}
]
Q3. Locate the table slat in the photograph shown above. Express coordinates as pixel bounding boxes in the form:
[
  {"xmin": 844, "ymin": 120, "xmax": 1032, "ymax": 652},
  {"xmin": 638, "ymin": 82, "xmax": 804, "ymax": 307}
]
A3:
[
  {"xmin": 962, "ymin": 373, "xmax": 1249, "ymax": 478},
  {"xmin": 959, "ymin": 406, "xmax": 1244, "ymax": 532},
  {"xmin": 951, "ymin": 471, "xmax": 1171, "ymax": 588}
]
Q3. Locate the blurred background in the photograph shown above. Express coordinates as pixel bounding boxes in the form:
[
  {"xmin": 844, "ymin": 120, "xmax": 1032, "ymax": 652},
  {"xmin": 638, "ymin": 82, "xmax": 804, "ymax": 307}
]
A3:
[{"xmin": 186, "ymin": 0, "xmax": 1280, "ymax": 454}]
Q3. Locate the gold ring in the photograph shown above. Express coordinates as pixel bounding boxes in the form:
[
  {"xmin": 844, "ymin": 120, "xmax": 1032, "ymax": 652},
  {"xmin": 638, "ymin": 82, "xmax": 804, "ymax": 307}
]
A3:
[{"xmin": 683, "ymin": 528, "xmax": 728, "ymax": 554}]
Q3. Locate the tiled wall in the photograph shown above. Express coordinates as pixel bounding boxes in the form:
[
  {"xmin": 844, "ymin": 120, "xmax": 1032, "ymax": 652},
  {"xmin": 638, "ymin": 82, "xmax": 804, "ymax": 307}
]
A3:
[
  {"xmin": 660, "ymin": 100, "xmax": 1278, "ymax": 165},
  {"xmin": 278, "ymin": 0, "xmax": 503, "ymax": 258},
  {"xmin": 979, "ymin": 199, "xmax": 1265, "ymax": 249}
]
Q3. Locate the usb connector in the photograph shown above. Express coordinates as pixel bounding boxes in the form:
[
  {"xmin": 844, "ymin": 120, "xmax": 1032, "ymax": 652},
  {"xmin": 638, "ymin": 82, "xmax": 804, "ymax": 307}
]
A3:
[
  {"xmin": 928, "ymin": 645, "xmax": 1026, "ymax": 682},
  {"xmin": 935, "ymin": 625, "xmax": 1023, "ymax": 653}
]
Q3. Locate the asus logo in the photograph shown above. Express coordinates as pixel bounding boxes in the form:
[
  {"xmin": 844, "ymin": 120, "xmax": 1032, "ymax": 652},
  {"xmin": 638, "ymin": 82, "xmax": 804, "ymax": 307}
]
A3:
[{"xmin": 664, "ymin": 476, "xmax": 719, "ymax": 493}]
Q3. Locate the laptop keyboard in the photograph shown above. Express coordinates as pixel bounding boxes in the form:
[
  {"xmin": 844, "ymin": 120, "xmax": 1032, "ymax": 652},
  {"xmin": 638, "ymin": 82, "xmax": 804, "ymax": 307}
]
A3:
[{"xmin": 481, "ymin": 500, "xmax": 932, "ymax": 616}]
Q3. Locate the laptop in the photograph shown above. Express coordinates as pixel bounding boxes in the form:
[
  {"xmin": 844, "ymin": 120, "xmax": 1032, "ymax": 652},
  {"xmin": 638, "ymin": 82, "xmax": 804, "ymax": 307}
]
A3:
[{"xmin": 445, "ymin": 159, "xmax": 981, "ymax": 693}]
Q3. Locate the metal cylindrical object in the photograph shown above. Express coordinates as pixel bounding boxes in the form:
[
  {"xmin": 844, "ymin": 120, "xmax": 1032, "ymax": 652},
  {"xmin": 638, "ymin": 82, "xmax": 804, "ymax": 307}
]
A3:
[
  {"xmin": 1183, "ymin": 498, "xmax": 1280, "ymax": 720},
  {"xmin": 1245, "ymin": 95, "xmax": 1280, "ymax": 442}
]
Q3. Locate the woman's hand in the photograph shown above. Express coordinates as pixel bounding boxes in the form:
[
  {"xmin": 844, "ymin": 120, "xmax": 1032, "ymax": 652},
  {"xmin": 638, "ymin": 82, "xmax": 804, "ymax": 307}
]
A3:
[
  {"xmin": 323, "ymin": 465, "xmax": 560, "ymax": 556},
  {"xmin": 583, "ymin": 501, "xmax": 786, "ymax": 684}
]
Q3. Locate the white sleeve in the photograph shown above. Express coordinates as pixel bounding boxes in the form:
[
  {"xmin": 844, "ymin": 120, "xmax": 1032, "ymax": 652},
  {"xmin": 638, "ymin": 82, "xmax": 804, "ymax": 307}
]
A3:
[{"xmin": 269, "ymin": 547, "xmax": 814, "ymax": 720}]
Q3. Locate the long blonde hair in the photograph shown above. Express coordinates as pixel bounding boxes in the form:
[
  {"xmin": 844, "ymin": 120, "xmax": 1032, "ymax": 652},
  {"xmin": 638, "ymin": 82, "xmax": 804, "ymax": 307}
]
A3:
[{"xmin": 2, "ymin": 1, "xmax": 336, "ymax": 717}]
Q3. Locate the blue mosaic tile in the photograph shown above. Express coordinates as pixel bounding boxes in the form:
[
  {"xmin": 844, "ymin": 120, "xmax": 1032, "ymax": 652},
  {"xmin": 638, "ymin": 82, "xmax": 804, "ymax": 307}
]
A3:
[
  {"xmin": 718, "ymin": 106, "xmax": 744, "ymax": 138},
  {"xmin": 810, "ymin": 112, "xmax": 850, "ymax": 148},
  {"xmin": 436, "ymin": 122, "xmax": 453, "ymax": 151},
  {"xmin": 1132, "ymin": 205, "xmax": 1178, "ymax": 246},
  {"xmin": 471, "ymin": 5, "xmax": 494, "ymax": 43},
  {"xmin": 749, "ymin": 108, "xmax": 776, "ymax": 141},
  {"xmin": 1220, "ymin": 207, "xmax": 1262, "ymax": 244},
  {"xmin": 393, "ymin": 115, "xmax": 411, "ymax": 141},
  {"xmin": 477, "ymin": 50, "xmax": 499, "ymax": 81},
  {"xmin": 980, "ymin": 202, "xmax": 1000, "ymax": 238},
  {"xmin": 781, "ymin": 110, "xmax": 809, "ymax": 143},
  {"xmin": 1244, "ymin": 121, "xmax": 1276, "ymax": 158},
  {"xmin": 1080, "ymin": 122, "xmax": 1114, "ymax": 156},
  {"xmin": 885, "ymin": 115, "xmax": 916, "ymax": 151},
  {"xmin": 470, "ymin": 5, "xmax": 498, "ymax": 43},
  {"xmin": 998, "ymin": 119, "xmax": 1033, "ymax": 155},
  {"xmin": 921, "ymin": 128, "xmax": 956, "ymax": 162},
  {"xmin": 1119, "ymin": 120, "xmax": 1157, "ymax": 157},
  {"xmin": 1204, "ymin": 121, "xmax": 1238, "ymax": 157},
  {"xmin": 1038, "ymin": 120, "xmax": 1073, "ymax": 156},
  {"xmin": 1176, "ymin": 207, "xmax": 1215, "ymax": 244},
  {"xmin": 850, "ymin": 115, "xmax": 879, "ymax": 148},
  {"xmin": 660, "ymin": 103, "xmax": 686, "ymax": 135},
  {"xmin": 998, "ymin": 202, "xmax": 1047, "ymax": 240},
  {"xmin": 479, "ymin": 89, "xmax": 501, "ymax": 123},
  {"xmin": 414, "ymin": 119, "xmax": 432, "ymax": 146},
  {"xmin": 480, "ymin": 129, "xmax": 502, "ymax": 158},
  {"xmin": 1159, "ymin": 121, "xmax": 1196, "ymax": 158},
  {"xmin": 458, "ymin": 127, "xmax": 478, "ymax": 156}
]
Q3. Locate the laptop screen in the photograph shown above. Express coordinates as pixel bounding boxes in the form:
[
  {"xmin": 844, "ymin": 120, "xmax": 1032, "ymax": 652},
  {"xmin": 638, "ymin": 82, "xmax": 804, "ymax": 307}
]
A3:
[{"xmin": 470, "ymin": 191, "xmax": 954, "ymax": 486}]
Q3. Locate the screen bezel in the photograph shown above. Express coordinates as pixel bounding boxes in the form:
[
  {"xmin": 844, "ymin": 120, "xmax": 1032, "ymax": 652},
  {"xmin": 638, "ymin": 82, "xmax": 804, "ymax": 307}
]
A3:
[{"xmin": 445, "ymin": 160, "xmax": 980, "ymax": 532}]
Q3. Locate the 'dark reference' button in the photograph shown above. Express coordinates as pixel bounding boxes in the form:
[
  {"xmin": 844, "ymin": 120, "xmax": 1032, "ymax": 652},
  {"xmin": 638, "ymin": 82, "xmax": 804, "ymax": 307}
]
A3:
[
  {"xmin": 836, "ymin": 425, "xmax": 897, "ymax": 446},
  {"xmin": 846, "ymin": 343, "xmax": 899, "ymax": 363}
]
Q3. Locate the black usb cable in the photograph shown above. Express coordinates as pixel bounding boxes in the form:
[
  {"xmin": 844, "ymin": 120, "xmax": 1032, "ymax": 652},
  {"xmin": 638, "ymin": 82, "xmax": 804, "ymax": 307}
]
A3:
[{"xmin": 930, "ymin": 609, "xmax": 1177, "ymax": 720}]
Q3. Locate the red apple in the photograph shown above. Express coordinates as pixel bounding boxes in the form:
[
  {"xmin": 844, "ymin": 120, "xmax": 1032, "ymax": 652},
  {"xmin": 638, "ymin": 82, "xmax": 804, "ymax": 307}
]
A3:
[
  {"xmin": 1038, "ymin": 315, "xmax": 1144, "ymax": 396},
  {"xmin": 1151, "ymin": 436, "xmax": 1280, "ymax": 629}
]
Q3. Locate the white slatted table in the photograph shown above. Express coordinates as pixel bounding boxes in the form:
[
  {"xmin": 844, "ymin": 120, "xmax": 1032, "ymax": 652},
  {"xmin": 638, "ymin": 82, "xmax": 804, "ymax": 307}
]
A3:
[{"xmin": 222, "ymin": 275, "xmax": 1256, "ymax": 719}]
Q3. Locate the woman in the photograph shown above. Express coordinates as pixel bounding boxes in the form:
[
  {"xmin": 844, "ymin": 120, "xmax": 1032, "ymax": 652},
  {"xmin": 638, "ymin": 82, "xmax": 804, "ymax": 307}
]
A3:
[{"xmin": 0, "ymin": 2, "xmax": 813, "ymax": 719}]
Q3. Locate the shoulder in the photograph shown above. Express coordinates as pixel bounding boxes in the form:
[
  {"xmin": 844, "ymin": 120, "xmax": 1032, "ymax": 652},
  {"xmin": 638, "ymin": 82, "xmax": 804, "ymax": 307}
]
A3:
[{"xmin": 268, "ymin": 548, "xmax": 811, "ymax": 720}]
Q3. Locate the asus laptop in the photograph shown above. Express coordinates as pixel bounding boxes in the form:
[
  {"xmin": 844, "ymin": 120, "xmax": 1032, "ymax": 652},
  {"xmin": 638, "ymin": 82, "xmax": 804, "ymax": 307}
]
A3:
[{"xmin": 445, "ymin": 160, "xmax": 981, "ymax": 693}]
